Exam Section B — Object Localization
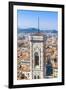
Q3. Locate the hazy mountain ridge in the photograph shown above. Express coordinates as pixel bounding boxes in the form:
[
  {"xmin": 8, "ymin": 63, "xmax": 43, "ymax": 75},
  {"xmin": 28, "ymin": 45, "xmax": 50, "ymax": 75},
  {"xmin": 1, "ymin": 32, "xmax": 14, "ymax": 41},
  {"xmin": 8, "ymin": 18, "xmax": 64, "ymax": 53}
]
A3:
[{"xmin": 18, "ymin": 28, "xmax": 58, "ymax": 33}]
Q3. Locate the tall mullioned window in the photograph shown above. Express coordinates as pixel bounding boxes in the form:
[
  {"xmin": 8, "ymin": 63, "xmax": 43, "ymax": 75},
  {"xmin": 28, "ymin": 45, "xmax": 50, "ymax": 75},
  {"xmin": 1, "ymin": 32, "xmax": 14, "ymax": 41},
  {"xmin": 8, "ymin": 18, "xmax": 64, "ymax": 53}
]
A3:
[{"xmin": 34, "ymin": 52, "xmax": 39, "ymax": 66}]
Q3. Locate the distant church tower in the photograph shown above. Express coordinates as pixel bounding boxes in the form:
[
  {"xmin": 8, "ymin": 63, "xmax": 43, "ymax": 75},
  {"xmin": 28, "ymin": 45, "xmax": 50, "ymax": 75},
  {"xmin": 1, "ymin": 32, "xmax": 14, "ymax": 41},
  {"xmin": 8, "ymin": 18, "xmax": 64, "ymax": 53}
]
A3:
[{"xmin": 29, "ymin": 17, "xmax": 45, "ymax": 79}]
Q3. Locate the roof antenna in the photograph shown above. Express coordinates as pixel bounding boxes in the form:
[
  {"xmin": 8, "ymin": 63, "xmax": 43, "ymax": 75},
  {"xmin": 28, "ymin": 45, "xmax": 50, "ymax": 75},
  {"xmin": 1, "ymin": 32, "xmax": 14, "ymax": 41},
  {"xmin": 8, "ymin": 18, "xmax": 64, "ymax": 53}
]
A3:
[{"xmin": 38, "ymin": 16, "xmax": 40, "ymax": 33}]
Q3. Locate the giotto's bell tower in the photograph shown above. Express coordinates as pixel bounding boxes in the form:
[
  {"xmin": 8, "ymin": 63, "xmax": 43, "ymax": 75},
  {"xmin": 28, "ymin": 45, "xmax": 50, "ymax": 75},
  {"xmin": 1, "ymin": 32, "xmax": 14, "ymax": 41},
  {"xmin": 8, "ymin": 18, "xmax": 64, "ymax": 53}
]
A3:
[{"xmin": 29, "ymin": 17, "xmax": 45, "ymax": 79}]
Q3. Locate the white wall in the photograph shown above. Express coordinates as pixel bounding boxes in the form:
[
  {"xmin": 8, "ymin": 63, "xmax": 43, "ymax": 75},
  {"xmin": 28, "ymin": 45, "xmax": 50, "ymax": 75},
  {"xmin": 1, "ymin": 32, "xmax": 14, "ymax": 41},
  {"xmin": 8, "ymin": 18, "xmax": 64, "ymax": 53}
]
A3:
[{"xmin": 0, "ymin": 0, "xmax": 65, "ymax": 90}]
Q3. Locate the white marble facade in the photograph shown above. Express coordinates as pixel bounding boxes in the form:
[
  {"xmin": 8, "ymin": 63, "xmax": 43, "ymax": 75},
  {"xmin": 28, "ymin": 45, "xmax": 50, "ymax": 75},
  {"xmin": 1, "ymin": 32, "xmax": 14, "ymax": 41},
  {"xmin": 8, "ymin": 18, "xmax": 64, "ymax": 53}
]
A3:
[{"xmin": 29, "ymin": 33, "xmax": 44, "ymax": 79}]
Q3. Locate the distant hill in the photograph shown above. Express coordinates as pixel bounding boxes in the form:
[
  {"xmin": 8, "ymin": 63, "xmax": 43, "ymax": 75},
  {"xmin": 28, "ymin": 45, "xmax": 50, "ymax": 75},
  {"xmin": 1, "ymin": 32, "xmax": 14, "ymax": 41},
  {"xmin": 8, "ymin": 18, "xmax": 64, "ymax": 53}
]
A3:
[{"xmin": 17, "ymin": 28, "xmax": 58, "ymax": 33}]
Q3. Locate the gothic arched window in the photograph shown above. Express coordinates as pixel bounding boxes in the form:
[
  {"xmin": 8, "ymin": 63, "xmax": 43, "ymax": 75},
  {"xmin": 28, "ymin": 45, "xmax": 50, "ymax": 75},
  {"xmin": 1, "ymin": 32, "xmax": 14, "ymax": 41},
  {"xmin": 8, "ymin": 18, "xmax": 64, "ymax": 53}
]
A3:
[
  {"xmin": 37, "ymin": 75, "xmax": 40, "ymax": 79},
  {"xmin": 34, "ymin": 52, "xmax": 39, "ymax": 66},
  {"xmin": 34, "ymin": 75, "xmax": 36, "ymax": 79}
]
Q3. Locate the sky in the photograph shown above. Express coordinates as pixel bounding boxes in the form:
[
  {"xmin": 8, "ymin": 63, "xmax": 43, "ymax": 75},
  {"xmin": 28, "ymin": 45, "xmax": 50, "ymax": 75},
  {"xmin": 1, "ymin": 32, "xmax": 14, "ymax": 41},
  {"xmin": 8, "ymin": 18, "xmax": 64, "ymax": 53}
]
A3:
[{"xmin": 17, "ymin": 10, "xmax": 58, "ymax": 30}]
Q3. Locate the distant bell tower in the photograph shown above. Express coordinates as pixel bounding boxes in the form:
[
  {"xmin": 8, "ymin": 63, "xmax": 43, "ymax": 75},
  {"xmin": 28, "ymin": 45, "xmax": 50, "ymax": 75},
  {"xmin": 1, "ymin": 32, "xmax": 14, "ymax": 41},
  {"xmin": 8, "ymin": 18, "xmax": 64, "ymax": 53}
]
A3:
[{"xmin": 29, "ymin": 17, "xmax": 45, "ymax": 79}]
